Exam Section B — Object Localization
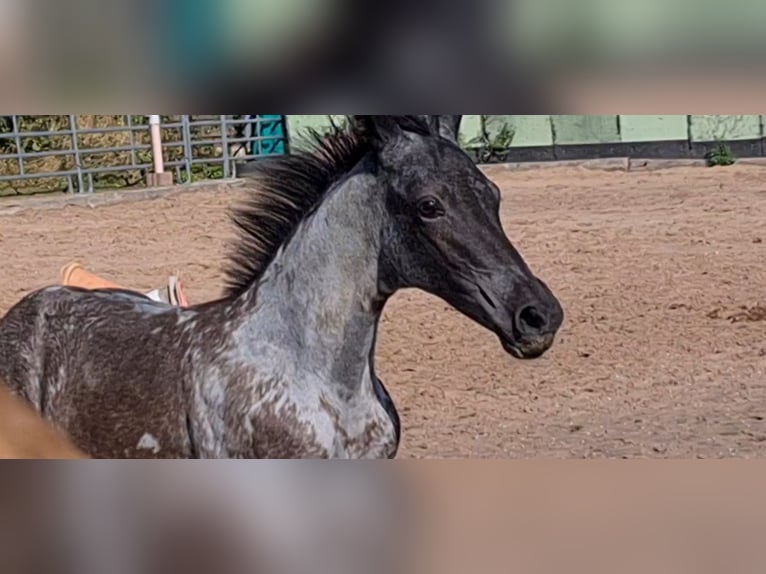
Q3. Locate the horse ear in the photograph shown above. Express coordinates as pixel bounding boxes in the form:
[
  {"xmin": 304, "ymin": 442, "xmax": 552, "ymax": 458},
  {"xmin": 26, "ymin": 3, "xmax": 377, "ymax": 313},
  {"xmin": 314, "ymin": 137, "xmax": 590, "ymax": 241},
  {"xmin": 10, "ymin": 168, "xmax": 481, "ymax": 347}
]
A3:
[
  {"xmin": 424, "ymin": 115, "xmax": 440, "ymax": 134},
  {"xmin": 437, "ymin": 115, "xmax": 462, "ymax": 144},
  {"xmin": 349, "ymin": 116, "xmax": 405, "ymax": 148},
  {"xmin": 425, "ymin": 115, "xmax": 462, "ymax": 144}
]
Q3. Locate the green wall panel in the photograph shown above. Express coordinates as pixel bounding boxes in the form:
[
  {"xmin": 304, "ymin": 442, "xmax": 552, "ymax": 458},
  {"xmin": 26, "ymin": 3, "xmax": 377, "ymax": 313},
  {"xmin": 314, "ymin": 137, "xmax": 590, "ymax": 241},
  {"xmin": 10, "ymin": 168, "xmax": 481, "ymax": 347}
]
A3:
[
  {"xmin": 458, "ymin": 115, "xmax": 484, "ymax": 146},
  {"xmin": 618, "ymin": 115, "xmax": 688, "ymax": 142},
  {"xmin": 689, "ymin": 115, "xmax": 762, "ymax": 142},
  {"xmin": 287, "ymin": 115, "xmax": 343, "ymax": 142},
  {"xmin": 484, "ymin": 115, "xmax": 553, "ymax": 147},
  {"xmin": 551, "ymin": 115, "xmax": 620, "ymax": 145}
]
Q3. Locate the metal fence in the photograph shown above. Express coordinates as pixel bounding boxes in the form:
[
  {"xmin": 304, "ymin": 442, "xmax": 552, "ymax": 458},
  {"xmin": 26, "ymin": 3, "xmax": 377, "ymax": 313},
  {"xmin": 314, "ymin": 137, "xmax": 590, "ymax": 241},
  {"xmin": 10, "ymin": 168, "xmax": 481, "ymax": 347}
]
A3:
[{"xmin": 0, "ymin": 115, "xmax": 290, "ymax": 195}]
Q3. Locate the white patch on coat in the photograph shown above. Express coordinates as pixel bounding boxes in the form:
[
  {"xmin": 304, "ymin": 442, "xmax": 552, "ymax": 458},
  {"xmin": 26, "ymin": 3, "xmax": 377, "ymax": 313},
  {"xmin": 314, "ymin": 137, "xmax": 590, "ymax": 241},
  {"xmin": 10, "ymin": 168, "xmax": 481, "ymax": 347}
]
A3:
[{"xmin": 137, "ymin": 433, "xmax": 161, "ymax": 454}]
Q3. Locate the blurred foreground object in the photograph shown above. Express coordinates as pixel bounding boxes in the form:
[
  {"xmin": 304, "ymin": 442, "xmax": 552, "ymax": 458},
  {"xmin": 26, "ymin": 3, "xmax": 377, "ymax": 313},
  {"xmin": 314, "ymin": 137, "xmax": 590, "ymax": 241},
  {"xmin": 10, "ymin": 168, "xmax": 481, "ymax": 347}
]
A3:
[{"xmin": 0, "ymin": 383, "xmax": 86, "ymax": 459}]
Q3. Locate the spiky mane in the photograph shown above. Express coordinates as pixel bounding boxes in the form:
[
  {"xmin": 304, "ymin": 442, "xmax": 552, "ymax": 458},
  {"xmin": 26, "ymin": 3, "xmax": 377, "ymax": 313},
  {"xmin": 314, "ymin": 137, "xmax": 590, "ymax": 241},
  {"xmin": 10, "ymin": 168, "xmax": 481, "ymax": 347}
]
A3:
[{"xmin": 223, "ymin": 115, "xmax": 431, "ymax": 297}]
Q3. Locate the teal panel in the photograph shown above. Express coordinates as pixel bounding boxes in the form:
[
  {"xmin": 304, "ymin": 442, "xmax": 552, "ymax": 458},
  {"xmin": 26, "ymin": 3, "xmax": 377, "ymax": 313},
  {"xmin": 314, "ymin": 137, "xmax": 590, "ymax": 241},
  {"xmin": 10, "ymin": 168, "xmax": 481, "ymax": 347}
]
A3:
[
  {"xmin": 689, "ymin": 115, "xmax": 762, "ymax": 142},
  {"xmin": 618, "ymin": 115, "xmax": 688, "ymax": 142},
  {"xmin": 551, "ymin": 115, "xmax": 620, "ymax": 145},
  {"xmin": 253, "ymin": 115, "xmax": 287, "ymax": 156},
  {"xmin": 484, "ymin": 115, "xmax": 553, "ymax": 147}
]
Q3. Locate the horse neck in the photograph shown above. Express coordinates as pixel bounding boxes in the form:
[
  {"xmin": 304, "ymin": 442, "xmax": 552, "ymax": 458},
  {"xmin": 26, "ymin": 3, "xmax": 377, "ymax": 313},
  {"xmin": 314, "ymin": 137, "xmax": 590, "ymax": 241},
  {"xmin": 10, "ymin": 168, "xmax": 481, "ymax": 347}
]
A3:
[{"xmin": 234, "ymin": 172, "xmax": 388, "ymax": 392}]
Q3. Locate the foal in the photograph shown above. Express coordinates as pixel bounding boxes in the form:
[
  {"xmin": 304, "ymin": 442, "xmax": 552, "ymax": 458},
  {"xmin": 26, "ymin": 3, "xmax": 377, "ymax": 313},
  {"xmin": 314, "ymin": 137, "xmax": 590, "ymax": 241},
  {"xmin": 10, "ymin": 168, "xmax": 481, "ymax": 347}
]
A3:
[{"xmin": 0, "ymin": 116, "xmax": 562, "ymax": 458}]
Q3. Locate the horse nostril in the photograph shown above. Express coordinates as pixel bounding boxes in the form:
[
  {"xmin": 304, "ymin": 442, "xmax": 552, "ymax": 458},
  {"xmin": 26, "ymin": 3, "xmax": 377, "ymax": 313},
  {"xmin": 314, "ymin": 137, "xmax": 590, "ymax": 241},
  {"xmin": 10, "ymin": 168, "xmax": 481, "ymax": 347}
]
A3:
[{"xmin": 517, "ymin": 305, "xmax": 547, "ymax": 333}]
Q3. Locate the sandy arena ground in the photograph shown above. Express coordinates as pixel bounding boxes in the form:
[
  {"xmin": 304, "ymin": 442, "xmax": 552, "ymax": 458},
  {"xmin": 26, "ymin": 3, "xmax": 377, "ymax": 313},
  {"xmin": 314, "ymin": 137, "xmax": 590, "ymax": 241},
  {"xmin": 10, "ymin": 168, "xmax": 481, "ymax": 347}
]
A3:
[{"xmin": 1, "ymin": 165, "xmax": 765, "ymax": 458}]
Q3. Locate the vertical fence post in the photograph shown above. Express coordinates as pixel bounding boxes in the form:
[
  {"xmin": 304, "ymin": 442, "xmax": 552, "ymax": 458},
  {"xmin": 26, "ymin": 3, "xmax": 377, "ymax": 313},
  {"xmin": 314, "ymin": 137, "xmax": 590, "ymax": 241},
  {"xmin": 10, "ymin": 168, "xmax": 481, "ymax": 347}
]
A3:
[
  {"xmin": 181, "ymin": 115, "xmax": 193, "ymax": 184},
  {"xmin": 127, "ymin": 115, "xmax": 137, "ymax": 168},
  {"xmin": 253, "ymin": 115, "xmax": 262, "ymax": 156},
  {"xmin": 11, "ymin": 115, "xmax": 24, "ymax": 178},
  {"xmin": 220, "ymin": 115, "xmax": 230, "ymax": 179},
  {"xmin": 146, "ymin": 115, "xmax": 173, "ymax": 187},
  {"xmin": 150, "ymin": 114, "xmax": 164, "ymax": 174},
  {"xmin": 69, "ymin": 115, "xmax": 86, "ymax": 193}
]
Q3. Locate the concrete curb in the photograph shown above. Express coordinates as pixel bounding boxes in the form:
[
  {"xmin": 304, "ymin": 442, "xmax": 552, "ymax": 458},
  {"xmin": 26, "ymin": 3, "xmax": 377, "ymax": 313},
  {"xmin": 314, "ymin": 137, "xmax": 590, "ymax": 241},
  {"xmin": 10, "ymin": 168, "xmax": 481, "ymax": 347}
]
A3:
[
  {"xmin": 493, "ymin": 157, "xmax": 766, "ymax": 172},
  {"xmin": 0, "ymin": 179, "xmax": 245, "ymax": 216}
]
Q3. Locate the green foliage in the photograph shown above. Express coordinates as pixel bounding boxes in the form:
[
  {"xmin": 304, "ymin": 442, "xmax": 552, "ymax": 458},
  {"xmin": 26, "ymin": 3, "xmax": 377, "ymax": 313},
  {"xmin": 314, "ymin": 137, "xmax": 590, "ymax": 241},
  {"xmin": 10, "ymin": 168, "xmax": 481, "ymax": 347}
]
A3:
[
  {"xmin": 178, "ymin": 163, "xmax": 225, "ymax": 184},
  {"xmin": 461, "ymin": 116, "xmax": 516, "ymax": 163},
  {"xmin": 706, "ymin": 140, "xmax": 736, "ymax": 167}
]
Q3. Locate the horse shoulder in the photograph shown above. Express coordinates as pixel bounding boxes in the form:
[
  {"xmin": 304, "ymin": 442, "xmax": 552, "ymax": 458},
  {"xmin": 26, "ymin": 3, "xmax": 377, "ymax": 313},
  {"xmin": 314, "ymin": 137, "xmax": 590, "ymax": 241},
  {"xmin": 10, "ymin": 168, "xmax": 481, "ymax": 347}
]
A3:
[{"xmin": 199, "ymin": 363, "xmax": 333, "ymax": 459}]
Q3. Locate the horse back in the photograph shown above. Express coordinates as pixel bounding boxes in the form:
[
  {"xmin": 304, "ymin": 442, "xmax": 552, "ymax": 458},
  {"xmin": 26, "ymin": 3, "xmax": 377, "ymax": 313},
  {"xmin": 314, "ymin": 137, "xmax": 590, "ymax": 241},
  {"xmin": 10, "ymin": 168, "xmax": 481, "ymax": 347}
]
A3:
[{"xmin": 0, "ymin": 285, "xmax": 196, "ymax": 458}]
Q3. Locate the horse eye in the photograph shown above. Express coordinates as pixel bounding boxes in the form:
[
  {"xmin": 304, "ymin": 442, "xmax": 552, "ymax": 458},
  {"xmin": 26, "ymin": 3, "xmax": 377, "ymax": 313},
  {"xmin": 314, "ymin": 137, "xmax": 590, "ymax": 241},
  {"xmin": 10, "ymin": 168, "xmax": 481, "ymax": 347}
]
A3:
[{"xmin": 417, "ymin": 197, "xmax": 444, "ymax": 220}]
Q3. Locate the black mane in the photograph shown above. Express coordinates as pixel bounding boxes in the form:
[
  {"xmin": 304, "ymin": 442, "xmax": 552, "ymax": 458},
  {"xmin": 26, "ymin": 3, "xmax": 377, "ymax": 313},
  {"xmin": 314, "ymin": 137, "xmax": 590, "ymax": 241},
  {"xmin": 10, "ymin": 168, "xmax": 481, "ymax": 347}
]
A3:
[{"xmin": 223, "ymin": 115, "xmax": 432, "ymax": 297}]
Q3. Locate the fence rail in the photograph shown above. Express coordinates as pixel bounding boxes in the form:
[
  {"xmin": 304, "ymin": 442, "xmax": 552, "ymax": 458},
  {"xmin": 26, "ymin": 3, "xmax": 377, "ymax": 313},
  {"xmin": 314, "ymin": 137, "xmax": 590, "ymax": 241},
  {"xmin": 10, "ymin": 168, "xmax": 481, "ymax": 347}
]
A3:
[{"xmin": 0, "ymin": 115, "xmax": 289, "ymax": 196}]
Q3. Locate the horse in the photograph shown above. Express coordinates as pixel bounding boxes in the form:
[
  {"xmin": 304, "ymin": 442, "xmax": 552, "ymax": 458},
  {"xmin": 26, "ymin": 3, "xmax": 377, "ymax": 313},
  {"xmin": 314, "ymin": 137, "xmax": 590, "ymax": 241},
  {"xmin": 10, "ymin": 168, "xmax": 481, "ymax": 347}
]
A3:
[
  {"xmin": 0, "ymin": 115, "xmax": 563, "ymax": 459},
  {"xmin": 0, "ymin": 379, "xmax": 86, "ymax": 459}
]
